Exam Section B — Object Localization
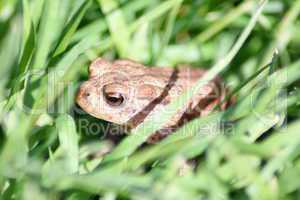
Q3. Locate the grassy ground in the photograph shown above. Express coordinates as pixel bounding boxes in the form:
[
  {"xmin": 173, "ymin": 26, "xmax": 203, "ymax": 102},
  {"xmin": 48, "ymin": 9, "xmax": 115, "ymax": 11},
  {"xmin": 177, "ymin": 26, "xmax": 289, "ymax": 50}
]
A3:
[{"xmin": 0, "ymin": 0, "xmax": 300, "ymax": 199}]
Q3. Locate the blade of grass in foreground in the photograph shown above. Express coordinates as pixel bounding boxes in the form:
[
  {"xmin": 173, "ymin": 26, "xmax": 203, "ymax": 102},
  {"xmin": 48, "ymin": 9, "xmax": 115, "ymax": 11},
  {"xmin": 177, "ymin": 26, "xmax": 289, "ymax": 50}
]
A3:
[
  {"xmin": 32, "ymin": 0, "xmax": 60, "ymax": 69},
  {"xmin": 53, "ymin": 0, "xmax": 92, "ymax": 56},
  {"xmin": 194, "ymin": 0, "xmax": 255, "ymax": 43},
  {"xmin": 102, "ymin": 0, "xmax": 269, "ymax": 163},
  {"xmin": 47, "ymin": 171, "xmax": 152, "ymax": 194},
  {"xmin": 5, "ymin": 0, "xmax": 36, "ymax": 107},
  {"xmin": 248, "ymin": 120, "xmax": 300, "ymax": 198},
  {"xmin": 128, "ymin": 0, "xmax": 179, "ymax": 34},
  {"xmin": 0, "ymin": 20, "xmax": 21, "ymax": 101},
  {"xmin": 42, "ymin": 115, "xmax": 79, "ymax": 184},
  {"xmin": 56, "ymin": 114, "xmax": 79, "ymax": 173},
  {"xmin": 98, "ymin": 0, "xmax": 130, "ymax": 57},
  {"xmin": 243, "ymin": 0, "xmax": 300, "ymax": 96},
  {"xmin": 72, "ymin": 0, "xmax": 155, "ymax": 42},
  {"xmin": 159, "ymin": 0, "xmax": 183, "ymax": 54}
]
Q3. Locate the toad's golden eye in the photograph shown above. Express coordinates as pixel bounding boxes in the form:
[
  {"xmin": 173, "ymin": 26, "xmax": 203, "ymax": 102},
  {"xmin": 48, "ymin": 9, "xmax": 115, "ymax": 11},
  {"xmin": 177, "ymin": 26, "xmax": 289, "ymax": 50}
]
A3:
[{"xmin": 102, "ymin": 84, "xmax": 127, "ymax": 107}]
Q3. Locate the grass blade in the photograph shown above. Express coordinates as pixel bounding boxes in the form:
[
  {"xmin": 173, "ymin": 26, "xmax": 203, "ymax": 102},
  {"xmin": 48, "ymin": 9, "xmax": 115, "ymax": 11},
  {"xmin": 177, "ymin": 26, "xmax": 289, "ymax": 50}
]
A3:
[
  {"xmin": 194, "ymin": 0, "xmax": 255, "ymax": 43},
  {"xmin": 56, "ymin": 114, "xmax": 79, "ymax": 173},
  {"xmin": 5, "ymin": 0, "xmax": 36, "ymax": 106},
  {"xmin": 53, "ymin": 0, "xmax": 92, "ymax": 56},
  {"xmin": 98, "ymin": 0, "xmax": 130, "ymax": 57},
  {"xmin": 32, "ymin": 0, "xmax": 60, "ymax": 69}
]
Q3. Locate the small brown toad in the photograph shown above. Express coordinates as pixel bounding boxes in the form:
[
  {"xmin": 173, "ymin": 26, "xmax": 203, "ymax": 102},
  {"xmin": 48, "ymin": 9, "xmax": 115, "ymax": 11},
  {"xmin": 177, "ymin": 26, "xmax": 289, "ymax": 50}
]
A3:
[{"xmin": 76, "ymin": 58, "xmax": 228, "ymax": 143}]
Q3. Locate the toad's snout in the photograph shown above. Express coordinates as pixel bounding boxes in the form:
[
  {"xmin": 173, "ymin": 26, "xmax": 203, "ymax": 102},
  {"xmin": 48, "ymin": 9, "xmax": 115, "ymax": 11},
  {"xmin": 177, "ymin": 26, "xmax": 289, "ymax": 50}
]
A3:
[{"xmin": 76, "ymin": 82, "xmax": 92, "ymax": 110}]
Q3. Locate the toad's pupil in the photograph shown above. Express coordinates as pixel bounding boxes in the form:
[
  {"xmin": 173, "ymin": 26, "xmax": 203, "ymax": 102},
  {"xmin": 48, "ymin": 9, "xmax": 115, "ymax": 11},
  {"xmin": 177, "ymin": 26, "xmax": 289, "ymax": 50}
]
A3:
[{"xmin": 104, "ymin": 92, "xmax": 124, "ymax": 106}]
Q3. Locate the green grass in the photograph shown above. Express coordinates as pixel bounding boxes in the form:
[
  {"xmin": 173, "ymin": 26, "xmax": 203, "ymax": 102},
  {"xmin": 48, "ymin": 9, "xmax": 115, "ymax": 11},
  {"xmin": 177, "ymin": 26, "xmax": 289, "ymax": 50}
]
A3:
[{"xmin": 0, "ymin": 0, "xmax": 300, "ymax": 199}]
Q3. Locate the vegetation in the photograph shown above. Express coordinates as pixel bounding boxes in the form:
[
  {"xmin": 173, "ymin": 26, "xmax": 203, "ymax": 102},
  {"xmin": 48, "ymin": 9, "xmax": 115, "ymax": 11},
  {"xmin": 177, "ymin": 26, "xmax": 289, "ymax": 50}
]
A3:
[{"xmin": 0, "ymin": 0, "xmax": 300, "ymax": 199}]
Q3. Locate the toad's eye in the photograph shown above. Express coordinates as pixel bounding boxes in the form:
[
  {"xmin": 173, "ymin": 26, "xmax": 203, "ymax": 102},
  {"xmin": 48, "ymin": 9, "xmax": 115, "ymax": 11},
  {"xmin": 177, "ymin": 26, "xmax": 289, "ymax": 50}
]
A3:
[
  {"xmin": 102, "ymin": 84, "xmax": 127, "ymax": 107},
  {"xmin": 104, "ymin": 92, "xmax": 124, "ymax": 106}
]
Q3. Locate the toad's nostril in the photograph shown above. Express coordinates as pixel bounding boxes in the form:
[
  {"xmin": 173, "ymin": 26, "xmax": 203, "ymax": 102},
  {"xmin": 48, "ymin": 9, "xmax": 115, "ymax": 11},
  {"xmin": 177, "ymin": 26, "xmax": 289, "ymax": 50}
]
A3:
[{"xmin": 85, "ymin": 92, "xmax": 90, "ymax": 97}]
